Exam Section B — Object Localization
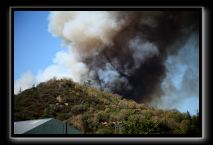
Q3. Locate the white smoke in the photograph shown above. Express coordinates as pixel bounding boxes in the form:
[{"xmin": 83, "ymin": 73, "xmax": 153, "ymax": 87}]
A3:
[
  {"xmin": 98, "ymin": 63, "xmax": 120, "ymax": 85},
  {"xmin": 151, "ymin": 33, "xmax": 199, "ymax": 115},
  {"xmin": 48, "ymin": 11, "xmax": 126, "ymax": 58},
  {"xmin": 36, "ymin": 49, "xmax": 88, "ymax": 82},
  {"xmin": 14, "ymin": 48, "xmax": 88, "ymax": 94},
  {"xmin": 129, "ymin": 36, "xmax": 159, "ymax": 68},
  {"xmin": 97, "ymin": 63, "xmax": 130, "ymax": 92},
  {"xmin": 14, "ymin": 71, "xmax": 35, "ymax": 94}
]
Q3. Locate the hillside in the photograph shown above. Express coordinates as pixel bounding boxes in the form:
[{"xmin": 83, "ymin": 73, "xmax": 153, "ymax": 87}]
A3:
[{"xmin": 14, "ymin": 78, "xmax": 200, "ymax": 135}]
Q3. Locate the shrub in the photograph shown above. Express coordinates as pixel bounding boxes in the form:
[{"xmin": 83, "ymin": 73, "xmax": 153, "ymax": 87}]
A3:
[
  {"xmin": 166, "ymin": 111, "xmax": 182, "ymax": 123},
  {"xmin": 166, "ymin": 118, "xmax": 178, "ymax": 129},
  {"xmin": 110, "ymin": 109, "xmax": 131, "ymax": 122},
  {"xmin": 56, "ymin": 113, "xmax": 69, "ymax": 120},
  {"xmin": 96, "ymin": 128, "xmax": 113, "ymax": 134},
  {"xmin": 71, "ymin": 104, "xmax": 88, "ymax": 115},
  {"xmin": 81, "ymin": 112, "xmax": 94, "ymax": 133},
  {"xmin": 121, "ymin": 115, "xmax": 155, "ymax": 134},
  {"xmin": 144, "ymin": 110, "xmax": 152, "ymax": 120},
  {"xmin": 180, "ymin": 119, "xmax": 191, "ymax": 134},
  {"xmin": 97, "ymin": 111, "xmax": 109, "ymax": 123}
]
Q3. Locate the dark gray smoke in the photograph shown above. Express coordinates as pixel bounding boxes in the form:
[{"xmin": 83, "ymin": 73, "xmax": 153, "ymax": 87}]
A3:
[{"xmin": 48, "ymin": 11, "xmax": 199, "ymax": 103}]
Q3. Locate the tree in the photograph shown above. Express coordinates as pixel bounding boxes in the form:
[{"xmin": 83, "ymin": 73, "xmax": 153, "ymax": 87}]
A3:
[
  {"xmin": 183, "ymin": 111, "xmax": 191, "ymax": 120},
  {"xmin": 81, "ymin": 113, "xmax": 94, "ymax": 133},
  {"xmin": 84, "ymin": 79, "xmax": 92, "ymax": 86},
  {"xmin": 186, "ymin": 111, "xmax": 191, "ymax": 119},
  {"xmin": 190, "ymin": 114, "xmax": 201, "ymax": 135},
  {"xmin": 19, "ymin": 88, "xmax": 22, "ymax": 93},
  {"xmin": 180, "ymin": 120, "xmax": 191, "ymax": 134}
]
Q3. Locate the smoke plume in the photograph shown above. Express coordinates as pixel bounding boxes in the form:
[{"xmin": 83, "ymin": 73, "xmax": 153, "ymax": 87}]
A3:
[{"xmin": 47, "ymin": 11, "xmax": 199, "ymax": 105}]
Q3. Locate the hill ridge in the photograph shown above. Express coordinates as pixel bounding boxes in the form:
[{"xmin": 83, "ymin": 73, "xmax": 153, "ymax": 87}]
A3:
[{"xmin": 14, "ymin": 78, "xmax": 200, "ymax": 135}]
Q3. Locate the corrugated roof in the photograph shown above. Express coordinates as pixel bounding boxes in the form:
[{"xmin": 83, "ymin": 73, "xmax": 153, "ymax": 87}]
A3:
[{"xmin": 14, "ymin": 118, "xmax": 53, "ymax": 134}]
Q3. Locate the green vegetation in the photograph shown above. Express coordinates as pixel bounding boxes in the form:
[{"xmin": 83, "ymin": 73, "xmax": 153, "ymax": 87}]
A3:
[{"xmin": 14, "ymin": 78, "xmax": 201, "ymax": 135}]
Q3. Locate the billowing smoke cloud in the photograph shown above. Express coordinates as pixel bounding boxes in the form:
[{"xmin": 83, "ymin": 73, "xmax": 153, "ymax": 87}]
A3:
[
  {"xmin": 48, "ymin": 11, "xmax": 127, "ymax": 58},
  {"xmin": 47, "ymin": 11, "xmax": 199, "ymax": 103},
  {"xmin": 15, "ymin": 11, "xmax": 200, "ymax": 114}
]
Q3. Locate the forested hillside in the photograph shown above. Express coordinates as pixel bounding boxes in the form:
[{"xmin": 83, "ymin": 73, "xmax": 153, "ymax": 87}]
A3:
[{"xmin": 14, "ymin": 78, "xmax": 200, "ymax": 135}]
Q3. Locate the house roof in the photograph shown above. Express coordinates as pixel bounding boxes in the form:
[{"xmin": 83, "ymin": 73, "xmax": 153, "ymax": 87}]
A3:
[{"xmin": 14, "ymin": 118, "xmax": 53, "ymax": 134}]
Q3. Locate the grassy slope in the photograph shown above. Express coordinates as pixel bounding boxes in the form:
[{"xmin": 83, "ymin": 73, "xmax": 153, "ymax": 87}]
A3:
[{"xmin": 14, "ymin": 78, "xmax": 200, "ymax": 135}]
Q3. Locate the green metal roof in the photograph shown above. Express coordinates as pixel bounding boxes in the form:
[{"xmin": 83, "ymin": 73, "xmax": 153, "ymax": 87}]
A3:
[
  {"xmin": 14, "ymin": 118, "xmax": 81, "ymax": 134},
  {"xmin": 14, "ymin": 118, "xmax": 53, "ymax": 134}
]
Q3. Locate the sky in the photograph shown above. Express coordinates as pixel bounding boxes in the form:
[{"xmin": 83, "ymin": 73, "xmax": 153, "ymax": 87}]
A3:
[
  {"xmin": 14, "ymin": 11, "xmax": 199, "ymax": 115},
  {"xmin": 14, "ymin": 11, "xmax": 62, "ymax": 80}
]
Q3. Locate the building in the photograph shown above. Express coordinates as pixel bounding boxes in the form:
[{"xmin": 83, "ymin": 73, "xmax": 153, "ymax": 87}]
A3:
[{"xmin": 14, "ymin": 118, "xmax": 81, "ymax": 134}]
